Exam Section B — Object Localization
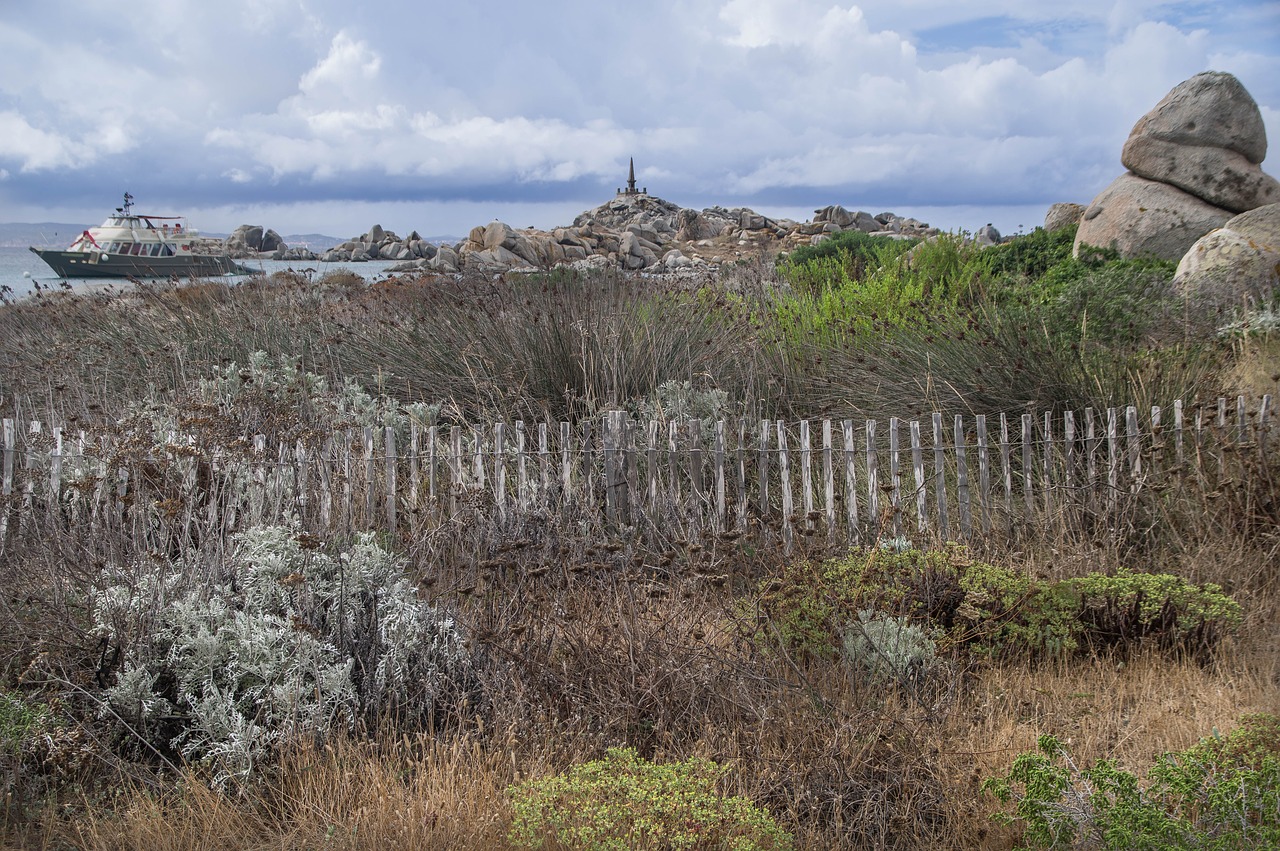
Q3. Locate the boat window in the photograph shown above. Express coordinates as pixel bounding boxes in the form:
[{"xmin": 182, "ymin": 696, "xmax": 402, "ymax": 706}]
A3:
[{"xmin": 130, "ymin": 244, "xmax": 143, "ymax": 255}]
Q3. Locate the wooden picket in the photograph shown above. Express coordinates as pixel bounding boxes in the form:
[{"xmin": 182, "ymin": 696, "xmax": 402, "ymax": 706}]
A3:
[{"xmin": 1, "ymin": 391, "xmax": 1276, "ymax": 554}]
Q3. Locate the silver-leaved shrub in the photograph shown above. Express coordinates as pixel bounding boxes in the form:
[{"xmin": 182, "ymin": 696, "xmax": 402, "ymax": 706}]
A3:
[{"xmin": 92, "ymin": 526, "xmax": 471, "ymax": 787}]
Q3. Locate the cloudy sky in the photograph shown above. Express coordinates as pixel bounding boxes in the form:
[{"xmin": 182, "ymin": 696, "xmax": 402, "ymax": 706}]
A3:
[{"xmin": 1, "ymin": 1, "xmax": 1277, "ymax": 239}]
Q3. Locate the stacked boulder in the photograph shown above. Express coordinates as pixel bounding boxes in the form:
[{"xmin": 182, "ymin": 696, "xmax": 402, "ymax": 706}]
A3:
[
  {"xmin": 1074, "ymin": 72, "xmax": 1279, "ymax": 261},
  {"xmin": 224, "ymin": 224, "xmax": 288, "ymax": 258}
]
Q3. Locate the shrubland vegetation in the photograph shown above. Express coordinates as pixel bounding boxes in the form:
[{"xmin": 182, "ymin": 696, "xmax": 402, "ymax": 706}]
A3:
[{"xmin": 1, "ymin": 224, "xmax": 1277, "ymax": 849}]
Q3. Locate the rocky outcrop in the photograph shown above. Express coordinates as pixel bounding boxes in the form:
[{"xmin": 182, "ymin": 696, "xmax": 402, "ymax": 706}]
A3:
[
  {"xmin": 320, "ymin": 226, "xmax": 438, "ymax": 264},
  {"xmin": 379, "ymin": 190, "xmax": 951, "ymax": 277},
  {"xmin": 1173, "ymin": 203, "xmax": 1280, "ymax": 311},
  {"xmin": 1044, "ymin": 203, "xmax": 1085, "ymax": 233},
  {"xmin": 1075, "ymin": 72, "xmax": 1277, "ymax": 261},
  {"xmin": 974, "ymin": 224, "xmax": 1002, "ymax": 247},
  {"xmin": 225, "ymin": 224, "xmax": 287, "ymax": 258}
]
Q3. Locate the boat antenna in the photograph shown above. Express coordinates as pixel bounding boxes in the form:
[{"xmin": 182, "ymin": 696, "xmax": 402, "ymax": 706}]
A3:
[{"xmin": 122, "ymin": 192, "xmax": 134, "ymax": 215}]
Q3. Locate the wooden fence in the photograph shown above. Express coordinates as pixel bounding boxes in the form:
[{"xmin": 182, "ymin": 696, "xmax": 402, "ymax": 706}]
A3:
[{"xmin": 1, "ymin": 392, "xmax": 1275, "ymax": 552}]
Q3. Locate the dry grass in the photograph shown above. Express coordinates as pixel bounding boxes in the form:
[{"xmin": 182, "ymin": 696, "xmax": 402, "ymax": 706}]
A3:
[{"xmin": 2, "ymin": 267, "xmax": 1278, "ymax": 850}]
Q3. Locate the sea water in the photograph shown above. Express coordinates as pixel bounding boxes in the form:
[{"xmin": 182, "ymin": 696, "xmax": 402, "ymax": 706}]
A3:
[{"xmin": 0, "ymin": 246, "xmax": 403, "ymax": 300}]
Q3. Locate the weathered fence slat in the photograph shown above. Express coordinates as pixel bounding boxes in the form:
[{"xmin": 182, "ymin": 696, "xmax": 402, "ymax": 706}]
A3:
[
  {"xmin": 954, "ymin": 414, "xmax": 971, "ymax": 538},
  {"xmin": 776, "ymin": 422, "xmax": 793, "ymax": 551},
  {"xmin": 910, "ymin": 419, "xmax": 926, "ymax": 534},
  {"xmin": 822, "ymin": 419, "xmax": 835, "ymax": 535},
  {"xmin": 842, "ymin": 420, "xmax": 859, "ymax": 541}
]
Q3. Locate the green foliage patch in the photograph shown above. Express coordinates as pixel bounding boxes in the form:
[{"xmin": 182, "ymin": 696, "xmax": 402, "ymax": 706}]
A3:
[
  {"xmin": 983, "ymin": 715, "xmax": 1280, "ymax": 849},
  {"xmin": 508, "ymin": 746, "xmax": 793, "ymax": 850},
  {"xmin": 755, "ymin": 547, "xmax": 1241, "ymax": 662}
]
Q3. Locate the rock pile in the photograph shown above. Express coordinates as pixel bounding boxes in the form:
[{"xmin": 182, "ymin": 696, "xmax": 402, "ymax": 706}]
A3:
[
  {"xmin": 224, "ymin": 224, "xmax": 286, "ymax": 258},
  {"xmin": 377, "ymin": 194, "xmax": 943, "ymax": 277},
  {"xmin": 224, "ymin": 183, "xmax": 978, "ymax": 278},
  {"xmin": 1073, "ymin": 72, "xmax": 1279, "ymax": 261}
]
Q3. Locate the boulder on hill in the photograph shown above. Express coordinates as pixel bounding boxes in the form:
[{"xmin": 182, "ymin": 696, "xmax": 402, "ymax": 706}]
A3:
[
  {"xmin": 1076, "ymin": 71, "xmax": 1278, "ymax": 260},
  {"xmin": 1173, "ymin": 202, "xmax": 1280, "ymax": 312},
  {"xmin": 1044, "ymin": 203, "xmax": 1085, "ymax": 233}
]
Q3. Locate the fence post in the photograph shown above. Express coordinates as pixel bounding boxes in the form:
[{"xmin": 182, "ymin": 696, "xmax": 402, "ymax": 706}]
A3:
[
  {"xmin": 1021, "ymin": 413, "xmax": 1034, "ymax": 520},
  {"xmin": 995, "ymin": 414, "xmax": 1011, "ymax": 534},
  {"xmin": 714, "ymin": 419, "xmax": 726, "ymax": 532},
  {"xmin": 976, "ymin": 414, "xmax": 990, "ymax": 533},
  {"xmin": 516, "ymin": 421, "xmax": 528, "ymax": 511},
  {"xmin": 1126, "ymin": 406, "xmax": 1141, "ymax": 492},
  {"xmin": 1106, "ymin": 408, "xmax": 1119, "ymax": 514},
  {"xmin": 538, "ymin": 422, "xmax": 549, "ymax": 506},
  {"xmin": 954, "ymin": 415, "xmax": 970, "ymax": 539},
  {"xmin": 889, "ymin": 418, "xmax": 902, "ymax": 538},
  {"xmin": 647, "ymin": 419, "xmax": 659, "ymax": 513},
  {"xmin": 799, "ymin": 419, "xmax": 813, "ymax": 533},
  {"xmin": 777, "ymin": 421, "xmax": 793, "ymax": 553},
  {"xmin": 560, "ymin": 422, "xmax": 572, "ymax": 506},
  {"xmin": 843, "ymin": 420, "xmax": 859, "ymax": 542},
  {"xmin": 757, "ymin": 419, "xmax": 770, "ymax": 519},
  {"xmin": 909, "ymin": 420, "xmax": 927, "ymax": 535},
  {"xmin": 409, "ymin": 424, "xmax": 420, "ymax": 511},
  {"xmin": 932, "ymin": 413, "xmax": 949, "ymax": 541},
  {"xmin": 429, "ymin": 425, "xmax": 439, "ymax": 502},
  {"xmin": 736, "ymin": 420, "xmax": 748, "ymax": 532},
  {"xmin": 822, "ymin": 419, "xmax": 835, "ymax": 536},
  {"xmin": 451, "ymin": 426, "xmax": 463, "ymax": 515},
  {"xmin": 494, "ymin": 422, "xmax": 506, "ymax": 524},
  {"xmin": 865, "ymin": 420, "xmax": 879, "ymax": 537},
  {"xmin": 384, "ymin": 426, "xmax": 397, "ymax": 535}
]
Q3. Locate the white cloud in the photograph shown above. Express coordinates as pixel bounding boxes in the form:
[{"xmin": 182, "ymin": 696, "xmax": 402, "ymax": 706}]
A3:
[
  {"xmin": 0, "ymin": 111, "xmax": 94, "ymax": 171},
  {"xmin": 298, "ymin": 32, "xmax": 383, "ymax": 100},
  {"xmin": 0, "ymin": 1, "xmax": 1275, "ymax": 238}
]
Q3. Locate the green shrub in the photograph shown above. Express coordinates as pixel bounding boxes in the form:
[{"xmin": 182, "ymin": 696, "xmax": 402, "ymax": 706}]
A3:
[
  {"xmin": 1066, "ymin": 569, "xmax": 1242, "ymax": 658},
  {"xmin": 508, "ymin": 746, "xmax": 792, "ymax": 850},
  {"xmin": 983, "ymin": 715, "xmax": 1280, "ymax": 849},
  {"xmin": 755, "ymin": 548, "xmax": 1240, "ymax": 662},
  {"xmin": 782, "ymin": 229, "xmax": 913, "ymax": 273}
]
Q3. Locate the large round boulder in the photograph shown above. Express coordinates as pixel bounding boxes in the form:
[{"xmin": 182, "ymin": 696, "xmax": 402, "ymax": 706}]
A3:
[
  {"xmin": 1120, "ymin": 71, "xmax": 1277, "ymax": 213},
  {"xmin": 1074, "ymin": 173, "xmax": 1232, "ymax": 261},
  {"xmin": 1044, "ymin": 203, "xmax": 1085, "ymax": 233},
  {"xmin": 1124, "ymin": 71, "xmax": 1267, "ymax": 164},
  {"xmin": 1173, "ymin": 203, "xmax": 1280, "ymax": 312}
]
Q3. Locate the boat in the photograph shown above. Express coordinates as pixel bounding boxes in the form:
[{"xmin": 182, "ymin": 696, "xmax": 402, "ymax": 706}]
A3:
[{"xmin": 28, "ymin": 192, "xmax": 254, "ymax": 278}]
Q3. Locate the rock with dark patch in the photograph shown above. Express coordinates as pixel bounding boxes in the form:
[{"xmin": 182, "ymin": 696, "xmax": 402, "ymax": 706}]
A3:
[
  {"xmin": 1122, "ymin": 135, "xmax": 1280, "ymax": 213},
  {"xmin": 1074, "ymin": 173, "xmax": 1232, "ymax": 261},
  {"xmin": 1076, "ymin": 71, "xmax": 1277, "ymax": 259}
]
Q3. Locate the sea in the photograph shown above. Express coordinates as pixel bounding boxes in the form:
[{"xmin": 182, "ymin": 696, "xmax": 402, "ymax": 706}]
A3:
[{"xmin": 0, "ymin": 245, "xmax": 403, "ymax": 301}]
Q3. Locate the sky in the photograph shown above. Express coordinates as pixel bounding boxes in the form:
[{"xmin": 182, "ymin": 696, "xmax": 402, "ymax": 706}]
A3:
[{"xmin": 1, "ymin": 1, "xmax": 1278, "ymax": 240}]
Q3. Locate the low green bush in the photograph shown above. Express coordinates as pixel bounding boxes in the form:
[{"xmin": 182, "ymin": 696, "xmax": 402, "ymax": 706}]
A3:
[
  {"xmin": 754, "ymin": 548, "xmax": 1240, "ymax": 662},
  {"xmin": 507, "ymin": 746, "xmax": 793, "ymax": 850},
  {"xmin": 983, "ymin": 715, "xmax": 1280, "ymax": 849}
]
